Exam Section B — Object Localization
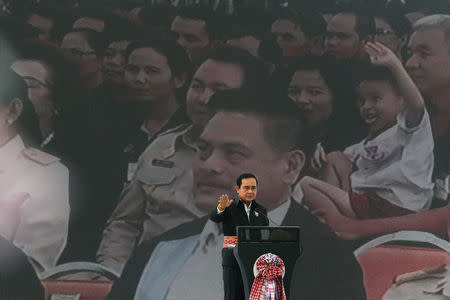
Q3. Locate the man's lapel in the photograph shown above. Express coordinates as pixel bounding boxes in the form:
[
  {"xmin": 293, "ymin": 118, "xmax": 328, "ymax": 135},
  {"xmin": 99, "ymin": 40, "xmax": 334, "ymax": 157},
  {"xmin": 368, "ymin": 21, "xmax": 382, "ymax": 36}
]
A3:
[{"xmin": 281, "ymin": 200, "xmax": 302, "ymax": 226}]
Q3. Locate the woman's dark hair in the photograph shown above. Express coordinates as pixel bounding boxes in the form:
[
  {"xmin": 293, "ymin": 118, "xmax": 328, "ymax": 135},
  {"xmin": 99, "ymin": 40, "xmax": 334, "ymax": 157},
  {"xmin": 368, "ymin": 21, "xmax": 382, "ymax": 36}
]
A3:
[
  {"xmin": 14, "ymin": 40, "xmax": 91, "ymax": 160},
  {"xmin": 289, "ymin": 55, "xmax": 366, "ymax": 151},
  {"xmin": 0, "ymin": 69, "xmax": 41, "ymax": 146}
]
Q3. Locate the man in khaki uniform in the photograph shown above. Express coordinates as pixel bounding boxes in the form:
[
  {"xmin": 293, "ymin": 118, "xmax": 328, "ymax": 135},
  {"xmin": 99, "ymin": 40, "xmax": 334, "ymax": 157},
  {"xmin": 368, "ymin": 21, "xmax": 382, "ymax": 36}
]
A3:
[{"xmin": 96, "ymin": 47, "xmax": 269, "ymax": 274}]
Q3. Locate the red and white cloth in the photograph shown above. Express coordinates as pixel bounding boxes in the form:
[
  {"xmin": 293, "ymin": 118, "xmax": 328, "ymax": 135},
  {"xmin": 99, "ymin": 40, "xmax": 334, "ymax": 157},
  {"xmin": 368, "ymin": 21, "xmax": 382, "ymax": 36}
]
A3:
[{"xmin": 249, "ymin": 253, "xmax": 286, "ymax": 300}]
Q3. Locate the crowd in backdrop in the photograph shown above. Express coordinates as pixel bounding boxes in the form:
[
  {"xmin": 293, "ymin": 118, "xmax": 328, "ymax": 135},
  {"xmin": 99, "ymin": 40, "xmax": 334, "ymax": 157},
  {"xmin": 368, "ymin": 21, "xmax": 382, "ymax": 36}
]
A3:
[{"xmin": 0, "ymin": 0, "xmax": 448, "ymax": 299}]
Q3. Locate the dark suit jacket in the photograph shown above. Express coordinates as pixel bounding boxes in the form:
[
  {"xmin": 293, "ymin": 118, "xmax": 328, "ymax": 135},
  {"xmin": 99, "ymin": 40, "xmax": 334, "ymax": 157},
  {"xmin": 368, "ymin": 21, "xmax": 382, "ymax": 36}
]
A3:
[
  {"xmin": 209, "ymin": 197, "xmax": 269, "ymax": 267},
  {"xmin": 209, "ymin": 197, "xmax": 269, "ymax": 236},
  {"xmin": 108, "ymin": 200, "xmax": 366, "ymax": 300}
]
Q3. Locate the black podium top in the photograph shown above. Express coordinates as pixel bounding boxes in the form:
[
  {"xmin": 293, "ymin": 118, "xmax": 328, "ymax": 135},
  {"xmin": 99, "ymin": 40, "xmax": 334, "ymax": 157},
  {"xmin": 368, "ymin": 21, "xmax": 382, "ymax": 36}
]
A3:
[{"xmin": 237, "ymin": 226, "xmax": 300, "ymax": 243}]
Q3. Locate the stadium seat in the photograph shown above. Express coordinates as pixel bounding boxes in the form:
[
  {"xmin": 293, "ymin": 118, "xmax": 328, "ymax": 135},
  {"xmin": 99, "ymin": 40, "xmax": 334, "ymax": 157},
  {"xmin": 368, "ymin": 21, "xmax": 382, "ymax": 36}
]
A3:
[{"xmin": 354, "ymin": 231, "xmax": 450, "ymax": 300}]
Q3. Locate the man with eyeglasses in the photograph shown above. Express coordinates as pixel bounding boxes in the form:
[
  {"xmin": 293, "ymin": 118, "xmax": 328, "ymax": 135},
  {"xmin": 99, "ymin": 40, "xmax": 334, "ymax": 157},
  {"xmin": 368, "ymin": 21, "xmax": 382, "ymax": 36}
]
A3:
[
  {"xmin": 60, "ymin": 29, "xmax": 105, "ymax": 89},
  {"xmin": 374, "ymin": 14, "xmax": 411, "ymax": 59}
]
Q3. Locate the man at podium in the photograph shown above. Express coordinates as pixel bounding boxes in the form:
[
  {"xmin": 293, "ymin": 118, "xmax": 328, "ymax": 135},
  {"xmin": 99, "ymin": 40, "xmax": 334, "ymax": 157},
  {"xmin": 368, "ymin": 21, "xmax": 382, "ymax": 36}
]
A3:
[{"xmin": 209, "ymin": 173, "xmax": 269, "ymax": 300}]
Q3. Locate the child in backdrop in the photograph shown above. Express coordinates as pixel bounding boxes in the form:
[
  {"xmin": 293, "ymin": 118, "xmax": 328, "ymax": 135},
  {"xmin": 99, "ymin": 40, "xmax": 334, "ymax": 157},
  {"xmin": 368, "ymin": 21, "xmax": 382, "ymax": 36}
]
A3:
[{"xmin": 300, "ymin": 42, "xmax": 434, "ymax": 219}]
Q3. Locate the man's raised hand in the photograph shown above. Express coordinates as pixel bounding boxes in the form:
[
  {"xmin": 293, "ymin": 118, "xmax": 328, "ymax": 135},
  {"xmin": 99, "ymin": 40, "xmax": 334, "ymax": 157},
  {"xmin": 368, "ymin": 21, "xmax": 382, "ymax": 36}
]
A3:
[{"xmin": 218, "ymin": 194, "xmax": 233, "ymax": 211}]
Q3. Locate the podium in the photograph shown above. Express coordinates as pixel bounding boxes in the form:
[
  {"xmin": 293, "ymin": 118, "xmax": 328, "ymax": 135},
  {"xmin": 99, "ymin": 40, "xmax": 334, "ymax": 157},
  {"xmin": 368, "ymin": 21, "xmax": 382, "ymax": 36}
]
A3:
[{"xmin": 233, "ymin": 226, "xmax": 301, "ymax": 299}]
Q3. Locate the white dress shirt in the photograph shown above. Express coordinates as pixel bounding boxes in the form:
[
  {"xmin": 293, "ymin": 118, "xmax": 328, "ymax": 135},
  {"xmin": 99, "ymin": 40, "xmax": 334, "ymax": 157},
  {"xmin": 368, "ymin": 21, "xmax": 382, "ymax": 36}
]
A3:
[
  {"xmin": 345, "ymin": 110, "xmax": 434, "ymax": 211},
  {"xmin": 0, "ymin": 135, "xmax": 70, "ymax": 272}
]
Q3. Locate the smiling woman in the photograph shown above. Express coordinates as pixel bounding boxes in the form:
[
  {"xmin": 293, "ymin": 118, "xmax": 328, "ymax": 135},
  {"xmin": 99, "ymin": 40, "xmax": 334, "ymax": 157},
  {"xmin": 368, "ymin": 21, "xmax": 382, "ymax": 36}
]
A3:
[{"xmin": 287, "ymin": 55, "xmax": 366, "ymax": 154}]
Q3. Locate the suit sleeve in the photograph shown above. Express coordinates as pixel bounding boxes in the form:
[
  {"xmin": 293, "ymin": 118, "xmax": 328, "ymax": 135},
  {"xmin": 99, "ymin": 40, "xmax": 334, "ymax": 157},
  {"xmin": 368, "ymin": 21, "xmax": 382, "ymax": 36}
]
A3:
[{"xmin": 209, "ymin": 205, "xmax": 226, "ymax": 223}]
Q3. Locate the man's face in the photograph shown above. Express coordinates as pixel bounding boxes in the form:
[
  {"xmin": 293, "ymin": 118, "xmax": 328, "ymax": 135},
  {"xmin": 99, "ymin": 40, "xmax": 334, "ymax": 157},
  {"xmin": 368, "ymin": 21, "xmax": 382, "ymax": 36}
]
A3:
[
  {"xmin": 288, "ymin": 69, "xmax": 333, "ymax": 127},
  {"xmin": 60, "ymin": 32, "xmax": 99, "ymax": 77},
  {"xmin": 124, "ymin": 47, "xmax": 175, "ymax": 102},
  {"xmin": 325, "ymin": 13, "xmax": 362, "ymax": 59},
  {"xmin": 406, "ymin": 29, "xmax": 450, "ymax": 96},
  {"xmin": 27, "ymin": 13, "xmax": 54, "ymax": 42},
  {"xmin": 171, "ymin": 16, "xmax": 210, "ymax": 63},
  {"xmin": 102, "ymin": 40, "xmax": 131, "ymax": 85},
  {"xmin": 186, "ymin": 59, "xmax": 244, "ymax": 126},
  {"xmin": 193, "ymin": 112, "xmax": 287, "ymax": 211},
  {"xmin": 374, "ymin": 17, "xmax": 402, "ymax": 57},
  {"xmin": 236, "ymin": 177, "xmax": 257, "ymax": 202},
  {"xmin": 73, "ymin": 17, "xmax": 105, "ymax": 32},
  {"xmin": 271, "ymin": 19, "xmax": 308, "ymax": 57}
]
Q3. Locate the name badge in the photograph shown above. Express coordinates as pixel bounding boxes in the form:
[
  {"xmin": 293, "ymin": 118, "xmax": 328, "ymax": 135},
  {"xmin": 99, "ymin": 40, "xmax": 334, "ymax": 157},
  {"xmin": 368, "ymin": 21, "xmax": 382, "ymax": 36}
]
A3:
[{"xmin": 152, "ymin": 159, "xmax": 174, "ymax": 168}]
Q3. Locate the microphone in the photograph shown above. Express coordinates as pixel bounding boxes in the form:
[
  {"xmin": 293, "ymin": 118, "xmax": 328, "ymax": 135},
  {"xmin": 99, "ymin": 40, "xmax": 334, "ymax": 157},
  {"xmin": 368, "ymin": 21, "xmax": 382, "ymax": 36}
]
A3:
[{"xmin": 255, "ymin": 208, "xmax": 281, "ymax": 227}]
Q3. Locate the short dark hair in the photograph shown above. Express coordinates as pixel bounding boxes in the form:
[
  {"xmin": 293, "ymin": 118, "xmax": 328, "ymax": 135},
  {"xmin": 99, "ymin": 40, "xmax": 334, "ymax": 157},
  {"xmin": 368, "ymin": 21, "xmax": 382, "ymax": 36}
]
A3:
[
  {"xmin": 207, "ymin": 89, "xmax": 314, "ymax": 158},
  {"xmin": 272, "ymin": 8, "xmax": 327, "ymax": 39},
  {"xmin": 205, "ymin": 46, "xmax": 270, "ymax": 91},
  {"xmin": 175, "ymin": 4, "xmax": 217, "ymax": 40},
  {"xmin": 355, "ymin": 63, "xmax": 399, "ymax": 94},
  {"xmin": 236, "ymin": 173, "xmax": 258, "ymax": 187},
  {"xmin": 126, "ymin": 39, "xmax": 192, "ymax": 79}
]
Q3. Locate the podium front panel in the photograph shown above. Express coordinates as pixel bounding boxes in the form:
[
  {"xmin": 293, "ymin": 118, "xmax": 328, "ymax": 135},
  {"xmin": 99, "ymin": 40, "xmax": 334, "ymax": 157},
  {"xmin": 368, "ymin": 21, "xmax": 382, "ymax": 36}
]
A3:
[{"xmin": 235, "ymin": 226, "xmax": 301, "ymax": 298}]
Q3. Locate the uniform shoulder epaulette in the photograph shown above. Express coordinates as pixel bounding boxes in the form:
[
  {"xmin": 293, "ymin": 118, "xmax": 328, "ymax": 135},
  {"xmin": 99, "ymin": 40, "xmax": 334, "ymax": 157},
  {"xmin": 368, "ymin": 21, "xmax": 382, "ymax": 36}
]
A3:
[{"xmin": 22, "ymin": 148, "xmax": 61, "ymax": 165}]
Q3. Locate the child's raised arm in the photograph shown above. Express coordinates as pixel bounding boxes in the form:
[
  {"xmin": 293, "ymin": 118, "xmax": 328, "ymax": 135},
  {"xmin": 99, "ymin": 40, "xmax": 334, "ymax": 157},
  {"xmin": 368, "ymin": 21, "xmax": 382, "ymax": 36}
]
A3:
[{"xmin": 364, "ymin": 42, "xmax": 425, "ymax": 128}]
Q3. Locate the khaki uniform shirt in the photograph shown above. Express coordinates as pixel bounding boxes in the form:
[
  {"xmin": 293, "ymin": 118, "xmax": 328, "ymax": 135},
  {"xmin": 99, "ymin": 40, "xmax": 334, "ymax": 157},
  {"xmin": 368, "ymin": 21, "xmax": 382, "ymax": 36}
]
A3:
[
  {"xmin": 0, "ymin": 135, "xmax": 70, "ymax": 272},
  {"xmin": 97, "ymin": 124, "xmax": 205, "ymax": 274}
]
